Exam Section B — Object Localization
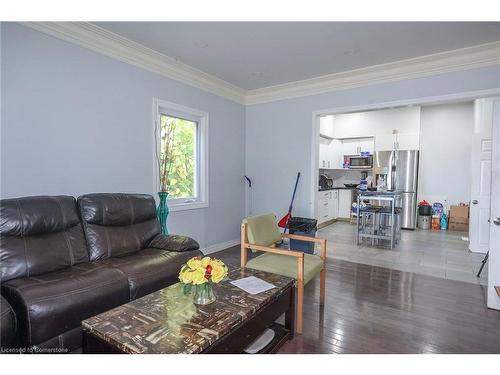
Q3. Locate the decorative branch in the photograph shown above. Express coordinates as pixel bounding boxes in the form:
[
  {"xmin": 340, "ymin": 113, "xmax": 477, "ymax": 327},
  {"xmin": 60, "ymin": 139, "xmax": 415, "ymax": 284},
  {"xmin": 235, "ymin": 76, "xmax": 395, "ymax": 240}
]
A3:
[{"xmin": 158, "ymin": 116, "xmax": 177, "ymax": 192}]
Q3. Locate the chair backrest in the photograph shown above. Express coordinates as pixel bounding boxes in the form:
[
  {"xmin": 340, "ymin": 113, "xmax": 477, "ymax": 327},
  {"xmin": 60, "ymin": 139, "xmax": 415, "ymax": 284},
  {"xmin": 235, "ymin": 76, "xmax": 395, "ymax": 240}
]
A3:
[
  {"xmin": 242, "ymin": 213, "xmax": 282, "ymax": 246},
  {"xmin": 0, "ymin": 196, "xmax": 89, "ymax": 282},
  {"xmin": 78, "ymin": 193, "xmax": 160, "ymax": 261}
]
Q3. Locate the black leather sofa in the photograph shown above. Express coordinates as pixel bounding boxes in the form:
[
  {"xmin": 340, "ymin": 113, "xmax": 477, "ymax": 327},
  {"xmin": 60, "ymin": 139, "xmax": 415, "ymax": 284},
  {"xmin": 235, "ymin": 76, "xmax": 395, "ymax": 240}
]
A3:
[
  {"xmin": 1, "ymin": 295, "xmax": 17, "ymax": 351},
  {"xmin": 0, "ymin": 193, "xmax": 202, "ymax": 352}
]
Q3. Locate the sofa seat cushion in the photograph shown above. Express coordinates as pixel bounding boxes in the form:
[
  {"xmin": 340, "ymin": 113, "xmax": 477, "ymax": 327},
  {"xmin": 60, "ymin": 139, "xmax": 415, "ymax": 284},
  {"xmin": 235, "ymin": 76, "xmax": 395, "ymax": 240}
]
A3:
[
  {"xmin": 246, "ymin": 253, "xmax": 324, "ymax": 285},
  {"xmin": 99, "ymin": 248, "xmax": 203, "ymax": 300},
  {"xmin": 1, "ymin": 262, "xmax": 129, "ymax": 347},
  {"xmin": 1, "ymin": 295, "xmax": 17, "ymax": 349}
]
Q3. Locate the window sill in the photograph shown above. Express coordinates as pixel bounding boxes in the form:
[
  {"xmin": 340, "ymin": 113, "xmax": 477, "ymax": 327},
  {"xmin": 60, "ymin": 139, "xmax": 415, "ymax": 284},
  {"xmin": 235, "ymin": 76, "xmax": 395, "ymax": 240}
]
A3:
[{"xmin": 168, "ymin": 201, "xmax": 209, "ymax": 212}]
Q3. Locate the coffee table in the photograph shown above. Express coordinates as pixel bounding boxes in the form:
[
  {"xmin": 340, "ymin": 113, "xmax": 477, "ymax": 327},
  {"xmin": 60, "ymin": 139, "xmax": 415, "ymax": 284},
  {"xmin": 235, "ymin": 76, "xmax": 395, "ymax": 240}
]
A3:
[{"xmin": 82, "ymin": 267, "xmax": 295, "ymax": 354}]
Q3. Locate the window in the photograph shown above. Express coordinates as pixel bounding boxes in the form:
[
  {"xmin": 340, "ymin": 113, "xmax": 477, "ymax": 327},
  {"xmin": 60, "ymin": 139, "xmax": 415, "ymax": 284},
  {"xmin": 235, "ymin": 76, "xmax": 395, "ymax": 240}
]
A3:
[{"xmin": 154, "ymin": 99, "xmax": 208, "ymax": 211}]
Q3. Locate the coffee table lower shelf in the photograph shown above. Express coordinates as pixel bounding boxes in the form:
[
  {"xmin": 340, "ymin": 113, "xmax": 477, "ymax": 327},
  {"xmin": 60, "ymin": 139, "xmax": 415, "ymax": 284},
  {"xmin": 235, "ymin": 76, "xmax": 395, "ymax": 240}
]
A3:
[{"xmin": 242, "ymin": 322, "xmax": 291, "ymax": 354}]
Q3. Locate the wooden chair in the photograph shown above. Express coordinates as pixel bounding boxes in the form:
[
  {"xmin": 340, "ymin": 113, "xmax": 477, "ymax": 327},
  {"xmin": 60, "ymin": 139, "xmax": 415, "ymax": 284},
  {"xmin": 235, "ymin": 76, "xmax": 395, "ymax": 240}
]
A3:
[{"xmin": 240, "ymin": 213, "xmax": 326, "ymax": 334}]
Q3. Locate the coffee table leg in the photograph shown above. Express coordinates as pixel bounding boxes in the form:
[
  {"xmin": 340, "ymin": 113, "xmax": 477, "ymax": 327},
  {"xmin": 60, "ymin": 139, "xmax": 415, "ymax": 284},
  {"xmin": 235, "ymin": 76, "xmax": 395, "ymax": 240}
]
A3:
[{"xmin": 285, "ymin": 285, "xmax": 296, "ymax": 338}]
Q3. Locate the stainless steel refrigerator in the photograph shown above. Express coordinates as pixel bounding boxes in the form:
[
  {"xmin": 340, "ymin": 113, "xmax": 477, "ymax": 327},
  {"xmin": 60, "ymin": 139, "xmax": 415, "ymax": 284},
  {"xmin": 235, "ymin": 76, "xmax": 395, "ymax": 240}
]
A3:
[{"xmin": 373, "ymin": 150, "xmax": 419, "ymax": 229}]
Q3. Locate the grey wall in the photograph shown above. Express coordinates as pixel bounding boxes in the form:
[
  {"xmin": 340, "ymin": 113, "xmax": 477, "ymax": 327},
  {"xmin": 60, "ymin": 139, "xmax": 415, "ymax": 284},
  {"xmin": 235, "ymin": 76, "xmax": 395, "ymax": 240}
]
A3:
[
  {"xmin": 246, "ymin": 65, "xmax": 500, "ymax": 219},
  {"xmin": 419, "ymin": 102, "xmax": 474, "ymax": 206},
  {"xmin": 3, "ymin": 22, "xmax": 500, "ymax": 248},
  {"xmin": 1, "ymin": 23, "xmax": 246, "ymax": 248}
]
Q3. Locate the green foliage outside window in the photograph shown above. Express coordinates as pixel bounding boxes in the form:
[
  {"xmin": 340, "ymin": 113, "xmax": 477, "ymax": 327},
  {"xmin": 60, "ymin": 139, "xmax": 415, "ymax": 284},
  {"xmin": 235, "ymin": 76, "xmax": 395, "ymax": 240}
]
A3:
[{"xmin": 159, "ymin": 114, "xmax": 196, "ymax": 199}]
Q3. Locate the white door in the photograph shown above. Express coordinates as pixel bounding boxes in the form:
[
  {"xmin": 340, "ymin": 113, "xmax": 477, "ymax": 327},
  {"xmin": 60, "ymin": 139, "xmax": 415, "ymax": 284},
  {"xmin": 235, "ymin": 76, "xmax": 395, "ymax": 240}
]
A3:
[
  {"xmin": 470, "ymin": 99, "xmax": 494, "ymax": 254},
  {"xmin": 488, "ymin": 99, "xmax": 500, "ymax": 310}
]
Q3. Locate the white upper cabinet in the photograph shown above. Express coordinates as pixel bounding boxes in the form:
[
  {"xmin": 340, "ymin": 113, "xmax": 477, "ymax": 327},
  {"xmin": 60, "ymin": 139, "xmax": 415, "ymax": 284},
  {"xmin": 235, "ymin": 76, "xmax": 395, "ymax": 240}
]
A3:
[
  {"xmin": 358, "ymin": 138, "xmax": 374, "ymax": 154},
  {"xmin": 332, "ymin": 107, "xmax": 421, "ymax": 150},
  {"xmin": 375, "ymin": 134, "xmax": 398, "ymax": 151},
  {"xmin": 342, "ymin": 139, "xmax": 360, "ymax": 156},
  {"xmin": 319, "ymin": 116, "xmax": 335, "ymax": 139},
  {"xmin": 329, "ymin": 139, "xmax": 343, "ymax": 169},
  {"xmin": 319, "ymin": 138, "xmax": 343, "ymax": 169},
  {"xmin": 332, "ymin": 112, "xmax": 374, "ymax": 138},
  {"xmin": 319, "ymin": 138, "xmax": 329, "ymax": 168},
  {"xmin": 341, "ymin": 137, "xmax": 374, "ymax": 155},
  {"xmin": 396, "ymin": 132, "xmax": 420, "ymax": 150},
  {"xmin": 375, "ymin": 133, "xmax": 420, "ymax": 151}
]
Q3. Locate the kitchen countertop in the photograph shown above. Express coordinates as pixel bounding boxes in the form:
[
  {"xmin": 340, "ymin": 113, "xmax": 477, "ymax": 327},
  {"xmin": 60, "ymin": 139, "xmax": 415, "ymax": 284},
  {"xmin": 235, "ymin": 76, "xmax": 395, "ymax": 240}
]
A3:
[
  {"xmin": 319, "ymin": 186, "xmax": 358, "ymax": 192},
  {"xmin": 357, "ymin": 191, "xmax": 402, "ymax": 197}
]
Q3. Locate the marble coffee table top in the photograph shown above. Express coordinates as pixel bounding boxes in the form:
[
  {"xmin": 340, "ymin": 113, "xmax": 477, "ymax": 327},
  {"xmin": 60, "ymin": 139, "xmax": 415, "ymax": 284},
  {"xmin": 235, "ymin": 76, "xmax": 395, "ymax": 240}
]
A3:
[{"xmin": 82, "ymin": 267, "xmax": 294, "ymax": 354}]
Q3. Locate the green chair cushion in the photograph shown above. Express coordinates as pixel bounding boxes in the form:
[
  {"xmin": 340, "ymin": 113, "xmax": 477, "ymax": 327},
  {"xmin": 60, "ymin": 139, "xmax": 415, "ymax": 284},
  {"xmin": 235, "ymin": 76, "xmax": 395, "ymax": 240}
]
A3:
[
  {"xmin": 243, "ymin": 213, "xmax": 282, "ymax": 246},
  {"xmin": 246, "ymin": 253, "xmax": 323, "ymax": 285}
]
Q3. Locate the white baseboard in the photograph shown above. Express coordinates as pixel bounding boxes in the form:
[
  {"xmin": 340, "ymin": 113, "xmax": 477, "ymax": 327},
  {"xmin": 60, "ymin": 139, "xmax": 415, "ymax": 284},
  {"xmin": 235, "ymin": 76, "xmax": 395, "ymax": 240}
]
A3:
[{"xmin": 202, "ymin": 238, "xmax": 240, "ymax": 255}]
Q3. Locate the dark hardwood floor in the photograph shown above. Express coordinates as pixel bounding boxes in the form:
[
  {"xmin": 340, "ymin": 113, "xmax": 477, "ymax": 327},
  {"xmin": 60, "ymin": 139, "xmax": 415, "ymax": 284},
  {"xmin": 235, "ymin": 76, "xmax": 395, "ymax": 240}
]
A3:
[{"xmin": 215, "ymin": 246, "xmax": 500, "ymax": 354}]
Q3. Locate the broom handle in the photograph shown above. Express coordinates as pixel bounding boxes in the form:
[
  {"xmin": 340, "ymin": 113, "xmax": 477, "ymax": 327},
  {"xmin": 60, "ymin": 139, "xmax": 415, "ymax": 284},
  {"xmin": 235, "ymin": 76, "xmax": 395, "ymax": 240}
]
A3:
[
  {"xmin": 283, "ymin": 172, "xmax": 301, "ymax": 234},
  {"xmin": 288, "ymin": 172, "xmax": 301, "ymax": 213}
]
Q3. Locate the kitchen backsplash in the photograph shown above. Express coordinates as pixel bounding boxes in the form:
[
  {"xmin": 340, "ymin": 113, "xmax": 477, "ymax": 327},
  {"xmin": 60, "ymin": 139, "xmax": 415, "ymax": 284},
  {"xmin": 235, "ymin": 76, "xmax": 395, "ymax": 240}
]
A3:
[{"xmin": 319, "ymin": 169, "xmax": 373, "ymax": 187}]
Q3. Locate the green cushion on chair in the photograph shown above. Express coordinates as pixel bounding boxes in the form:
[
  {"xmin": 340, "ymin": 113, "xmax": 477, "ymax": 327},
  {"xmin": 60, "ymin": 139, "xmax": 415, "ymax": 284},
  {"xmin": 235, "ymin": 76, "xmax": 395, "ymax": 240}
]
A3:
[
  {"xmin": 243, "ymin": 213, "xmax": 282, "ymax": 246},
  {"xmin": 246, "ymin": 253, "xmax": 324, "ymax": 285}
]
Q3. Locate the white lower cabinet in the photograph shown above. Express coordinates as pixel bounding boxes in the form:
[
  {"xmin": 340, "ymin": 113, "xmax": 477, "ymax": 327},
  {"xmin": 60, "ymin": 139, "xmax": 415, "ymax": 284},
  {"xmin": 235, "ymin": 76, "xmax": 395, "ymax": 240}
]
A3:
[
  {"xmin": 338, "ymin": 190, "xmax": 353, "ymax": 219},
  {"xmin": 317, "ymin": 191, "xmax": 330, "ymax": 223},
  {"xmin": 329, "ymin": 190, "xmax": 339, "ymax": 219},
  {"xmin": 317, "ymin": 190, "xmax": 340, "ymax": 224}
]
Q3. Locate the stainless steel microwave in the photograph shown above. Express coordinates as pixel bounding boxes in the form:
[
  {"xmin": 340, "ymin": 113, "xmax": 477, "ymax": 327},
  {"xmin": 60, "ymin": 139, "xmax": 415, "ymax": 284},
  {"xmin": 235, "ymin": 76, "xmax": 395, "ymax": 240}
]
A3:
[{"xmin": 344, "ymin": 154, "xmax": 373, "ymax": 169}]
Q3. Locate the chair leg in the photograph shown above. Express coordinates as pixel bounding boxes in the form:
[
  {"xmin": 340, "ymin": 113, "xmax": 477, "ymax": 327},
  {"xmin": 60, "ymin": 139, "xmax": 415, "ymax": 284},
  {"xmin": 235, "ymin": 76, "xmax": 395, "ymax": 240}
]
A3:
[
  {"xmin": 320, "ymin": 268, "xmax": 326, "ymax": 306},
  {"xmin": 296, "ymin": 278, "xmax": 304, "ymax": 334},
  {"xmin": 240, "ymin": 223, "xmax": 248, "ymax": 269}
]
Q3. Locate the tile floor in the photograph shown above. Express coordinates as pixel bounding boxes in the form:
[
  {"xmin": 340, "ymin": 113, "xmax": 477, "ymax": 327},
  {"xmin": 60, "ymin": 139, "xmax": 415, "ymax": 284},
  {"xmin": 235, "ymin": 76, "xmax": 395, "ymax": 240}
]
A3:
[{"xmin": 317, "ymin": 221, "xmax": 489, "ymax": 285}]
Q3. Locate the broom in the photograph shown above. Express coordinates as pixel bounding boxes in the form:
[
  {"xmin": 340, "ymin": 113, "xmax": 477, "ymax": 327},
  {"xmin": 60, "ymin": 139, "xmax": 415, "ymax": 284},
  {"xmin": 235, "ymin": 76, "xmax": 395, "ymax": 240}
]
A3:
[{"xmin": 278, "ymin": 172, "xmax": 301, "ymax": 233}]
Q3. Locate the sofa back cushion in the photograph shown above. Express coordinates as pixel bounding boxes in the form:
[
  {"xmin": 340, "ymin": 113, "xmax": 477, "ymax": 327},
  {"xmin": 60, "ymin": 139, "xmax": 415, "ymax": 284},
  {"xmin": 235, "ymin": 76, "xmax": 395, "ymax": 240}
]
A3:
[
  {"xmin": 78, "ymin": 193, "xmax": 160, "ymax": 261},
  {"xmin": 0, "ymin": 196, "xmax": 89, "ymax": 282}
]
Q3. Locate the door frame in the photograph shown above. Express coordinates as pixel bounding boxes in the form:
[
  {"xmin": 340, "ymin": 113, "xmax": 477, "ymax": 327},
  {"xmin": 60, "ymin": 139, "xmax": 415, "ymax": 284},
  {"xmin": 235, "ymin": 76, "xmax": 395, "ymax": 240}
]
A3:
[
  {"xmin": 488, "ymin": 99, "xmax": 500, "ymax": 310},
  {"xmin": 309, "ymin": 88, "xmax": 500, "ymax": 220}
]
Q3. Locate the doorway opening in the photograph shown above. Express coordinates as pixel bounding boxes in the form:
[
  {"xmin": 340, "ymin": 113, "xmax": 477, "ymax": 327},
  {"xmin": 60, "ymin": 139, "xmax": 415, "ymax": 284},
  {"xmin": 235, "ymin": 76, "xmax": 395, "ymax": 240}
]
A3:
[{"xmin": 310, "ymin": 93, "xmax": 499, "ymax": 286}]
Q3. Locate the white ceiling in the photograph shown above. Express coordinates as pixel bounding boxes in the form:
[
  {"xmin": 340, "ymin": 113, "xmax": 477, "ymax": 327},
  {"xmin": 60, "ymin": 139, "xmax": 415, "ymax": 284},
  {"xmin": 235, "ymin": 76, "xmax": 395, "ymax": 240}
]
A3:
[{"xmin": 94, "ymin": 22, "xmax": 500, "ymax": 90}]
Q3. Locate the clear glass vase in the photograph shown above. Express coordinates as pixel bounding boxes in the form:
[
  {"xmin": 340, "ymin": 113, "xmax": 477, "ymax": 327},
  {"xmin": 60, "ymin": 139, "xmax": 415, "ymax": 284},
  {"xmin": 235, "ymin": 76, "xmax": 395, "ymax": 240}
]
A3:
[{"xmin": 193, "ymin": 283, "xmax": 216, "ymax": 305}]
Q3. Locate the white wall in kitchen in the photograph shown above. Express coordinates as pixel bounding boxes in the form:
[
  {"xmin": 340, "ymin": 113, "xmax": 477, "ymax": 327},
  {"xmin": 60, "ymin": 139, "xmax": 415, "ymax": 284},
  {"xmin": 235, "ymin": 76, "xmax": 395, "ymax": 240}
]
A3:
[{"xmin": 418, "ymin": 102, "xmax": 474, "ymax": 206}]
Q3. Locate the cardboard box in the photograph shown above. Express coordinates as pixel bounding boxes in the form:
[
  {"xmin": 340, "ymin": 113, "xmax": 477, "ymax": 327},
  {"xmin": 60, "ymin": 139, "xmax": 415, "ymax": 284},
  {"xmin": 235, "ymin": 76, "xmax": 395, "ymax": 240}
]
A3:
[
  {"xmin": 449, "ymin": 205, "xmax": 469, "ymax": 219},
  {"xmin": 449, "ymin": 222, "xmax": 469, "ymax": 232},
  {"xmin": 449, "ymin": 217, "xmax": 469, "ymax": 225}
]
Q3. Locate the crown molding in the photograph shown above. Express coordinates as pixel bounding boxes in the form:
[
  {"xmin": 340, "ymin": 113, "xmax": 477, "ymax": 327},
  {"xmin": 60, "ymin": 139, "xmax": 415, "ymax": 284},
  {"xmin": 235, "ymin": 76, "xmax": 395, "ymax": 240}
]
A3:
[
  {"xmin": 21, "ymin": 22, "xmax": 247, "ymax": 105},
  {"xmin": 245, "ymin": 41, "xmax": 500, "ymax": 105},
  {"xmin": 19, "ymin": 23, "xmax": 500, "ymax": 106}
]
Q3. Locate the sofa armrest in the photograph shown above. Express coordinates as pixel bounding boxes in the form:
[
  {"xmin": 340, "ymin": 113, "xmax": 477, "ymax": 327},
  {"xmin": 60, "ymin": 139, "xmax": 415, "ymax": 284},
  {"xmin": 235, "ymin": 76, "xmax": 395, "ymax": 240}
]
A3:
[{"xmin": 149, "ymin": 234, "xmax": 200, "ymax": 252}]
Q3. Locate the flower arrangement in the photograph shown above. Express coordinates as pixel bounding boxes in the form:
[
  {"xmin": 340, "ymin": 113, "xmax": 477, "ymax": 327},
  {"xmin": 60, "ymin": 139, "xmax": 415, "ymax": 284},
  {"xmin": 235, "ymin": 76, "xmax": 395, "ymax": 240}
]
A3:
[
  {"xmin": 179, "ymin": 256, "xmax": 228, "ymax": 305},
  {"xmin": 179, "ymin": 256, "xmax": 228, "ymax": 284}
]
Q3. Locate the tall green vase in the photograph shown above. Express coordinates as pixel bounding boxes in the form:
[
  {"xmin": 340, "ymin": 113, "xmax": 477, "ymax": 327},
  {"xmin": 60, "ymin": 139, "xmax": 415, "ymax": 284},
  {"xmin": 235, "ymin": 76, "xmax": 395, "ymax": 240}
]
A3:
[{"xmin": 157, "ymin": 191, "xmax": 169, "ymax": 235}]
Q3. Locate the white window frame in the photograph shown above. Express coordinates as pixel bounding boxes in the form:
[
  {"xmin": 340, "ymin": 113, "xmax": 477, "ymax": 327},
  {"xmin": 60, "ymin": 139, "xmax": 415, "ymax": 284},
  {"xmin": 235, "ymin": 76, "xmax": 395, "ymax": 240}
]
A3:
[{"xmin": 153, "ymin": 98, "xmax": 209, "ymax": 212}]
